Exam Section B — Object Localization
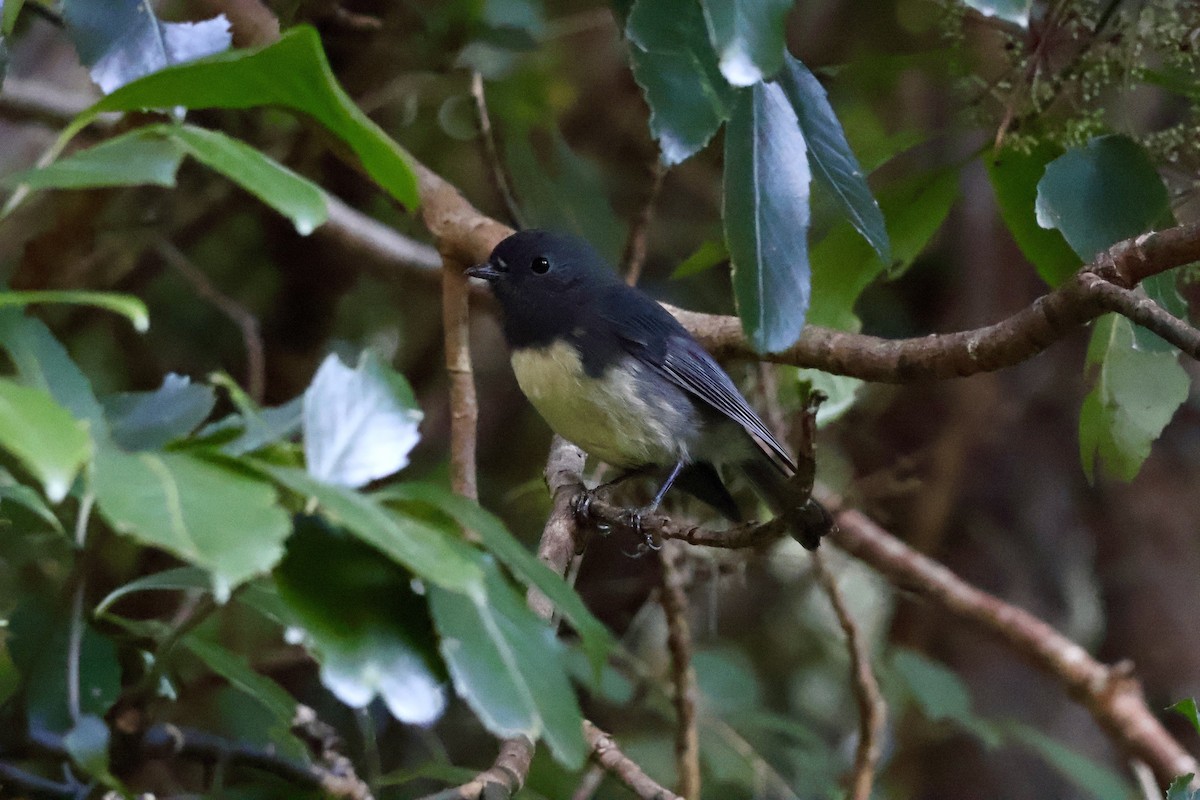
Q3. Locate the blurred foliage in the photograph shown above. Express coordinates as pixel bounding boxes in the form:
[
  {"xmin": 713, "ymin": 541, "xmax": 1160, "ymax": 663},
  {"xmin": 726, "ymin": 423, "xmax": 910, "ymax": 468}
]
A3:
[{"xmin": 0, "ymin": 0, "xmax": 1197, "ymax": 798}]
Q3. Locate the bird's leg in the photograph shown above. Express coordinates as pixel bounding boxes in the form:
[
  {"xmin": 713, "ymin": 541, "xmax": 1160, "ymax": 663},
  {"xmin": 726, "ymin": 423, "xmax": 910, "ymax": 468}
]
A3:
[
  {"xmin": 619, "ymin": 460, "xmax": 685, "ymax": 554},
  {"xmin": 572, "ymin": 466, "xmax": 652, "ymax": 526}
]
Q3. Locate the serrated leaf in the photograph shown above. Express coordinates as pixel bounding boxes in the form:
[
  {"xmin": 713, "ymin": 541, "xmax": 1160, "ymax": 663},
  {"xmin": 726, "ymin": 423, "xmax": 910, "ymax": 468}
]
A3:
[
  {"xmin": 429, "ymin": 559, "xmax": 586, "ymax": 768},
  {"xmin": 102, "ymin": 373, "xmax": 216, "ymax": 451},
  {"xmin": 303, "ymin": 352, "xmax": 422, "ymax": 488},
  {"xmin": 182, "ymin": 635, "xmax": 298, "ymax": 723},
  {"xmin": 0, "ymin": 379, "xmax": 91, "ymax": 503},
  {"xmin": 274, "ymin": 516, "xmax": 446, "ymax": 725},
  {"xmin": 0, "ymin": 310, "xmax": 105, "ymax": 426},
  {"xmin": 626, "ymin": 0, "xmax": 734, "ymax": 165},
  {"xmin": 724, "ymin": 81, "xmax": 811, "ymax": 353},
  {"xmin": 169, "ymin": 125, "xmax": 328, "ymax": 235},
  {"xmin": 985, "ymin": 142, "xmax": 1080, "ymax": 286},
  {"xmin": 1171, "ymin": 698, "xmax": 1200, "ymax": 736},
  {"xmin": 699, "ymin": 0, "xmax": 791, "ymax": 86},
  {"xmin": 809, "ymin": 166, "xmax": 959, "ymax": 331},
  {"xmin": 961, "ymin": 0, "xmax": 1031, "ymax": 27},
  {"xmin": 1035, "ymin": 135, "xmax": 1169, "ymax": 262},
  {"xmin": 376, "ymin": 482, "xmax": 615, "ymax": 676},
  {"xmin": 93, "ymin": 446, "xmax": 291, "ymax": 601},
  {"xmin": 1079, "ymin": 315, "xmax": 1189, "ymax": 482},
  {"xmin": 62, "ymin": 0, "xmax": 231, "ymax": 93},
  {"xmin": 257, "ymin": 464, "xmax": 482, "ymax": 594},
  {"xmin": 69, "ymin": 27, "xmax": 418, "ymax": 207},
  {"xmin": 1168, "ymin": 775, "xmax": 1200, "ymax": 800},
  {"xmin": 776, "ymin": 54, "xmax": 889, "ymax": 263}
]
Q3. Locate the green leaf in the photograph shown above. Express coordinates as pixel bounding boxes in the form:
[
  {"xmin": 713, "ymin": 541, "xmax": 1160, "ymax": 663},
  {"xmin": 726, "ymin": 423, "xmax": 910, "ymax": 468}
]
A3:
[
  {"xmin": 8, "ymin": 595, "xmax": 122, "ymax": 731},
  {"xmin": 181, "ymin": 635, "xmax": 298, "ymax": 723},
  {"xmin": 724, "ymin": 81, "xmax": 811, "ymax": 353},
  {"xmin": 0, "ymin": 472, "xmax": 63, "ymax": 531},
  {"xmin": 793, "ymin": 368, "xmax": 864, "ymax": 426},
  {"xmin": 776, "ymin": 54, "xmax": 890, "ymax": 264},
  {"xmin": 72, "ymin": 27, "xmax": 418, "ymax": 207},
  {"xmin": 62, "ymin": 0, "xmax": 231, "ymax": 93},
  {"xmin": 376, "ymin": 482, "xmax": 615, "ymax": 676},
  {"xmin": 0, "ymin": 379, "xmax": 91, "ymax": 503},
  {"xmin": 1079, "ymin": 315, "xmax": 1190, "ymax": 482},
  {"xmin": 961, "ymin": 0, "xmax": 1031, "ymax": 27},
  {"xmin": 8, "ymin": 124, "xmax": 328, "ymax": 234},
  {"xmin": 218, "ymin": 396, "xmax": 304, "ymax": 456},
  {"xmin": 169, "ymin": 124, "xmax": 328, "ymax": 235},
  {"xmin": 1001, "ymin": 721, "xmax": 1132, "ymax": 800},
  {"xmin": 2, "ymin": 0, "xmax": 22, "ymax": 35},
  {"xmin": 892, "ymin": 648, "xmax": 1000, "ymax": 746},
  {"xmin": 1172, "ymin": 698, "xmax": 1200, "ymax": 736},
  {"xmin": 256, "ymin": 464, "xmax": 482, "ymax": 594},
  {"xmin": 0, "ymin": 290, "xmax": 150, "ymax": 332},
  {"xmin": 93, "ymin": 446, "xmax": 291, "ymax": 601},
  {"xmin": 1168, "ymin": 775, "xmax": 1200, "ymax": 800},
  {"xmin": 504, "ymin": 129, "xmax": 628, "ymax": 263},
  {"xmin": 274, "ymin": 515, "xmax": 446, "ymax": 725},
  {"xmin": 2, "ymin": 129, "xmax": 185, "ymax": 189},
  {"xmin": 303, "ymin": 352, "xmax": 422, "ymax": 488},
  {"xmin": 698, "ymin": 0, "xmax": 791, "ymax": 86},
  {"xmin": 1035, "ymin": 135, "xmax": 1169, "ymax": 262},
  {"xmin": 809, "ymin": 166, "xmax": 959, "ymax": 331},
  {"xmin": 0, "ymin": 310, "xmax": 105, "ymax": 426},
  {"xmin": 102, "ymin": 374, "xmax": 216, "ymax": 451},
  {"xmin": 985, "ymin": 142, "xmax": 1081, "ymax": 286},
  {"xmin": 626, "ymin": 0, "xmax": 735, "ymax": 165},
  {"xmin": 670, "ymin": 238, "xmax": 728, "ymax": 279},
  {"xmin": 429, "ymin": 558, "xmax": 586, "ymax": 768},
  {"xmin": 94, "ymin": 566, "xmax": 212, "ymax": 614}
]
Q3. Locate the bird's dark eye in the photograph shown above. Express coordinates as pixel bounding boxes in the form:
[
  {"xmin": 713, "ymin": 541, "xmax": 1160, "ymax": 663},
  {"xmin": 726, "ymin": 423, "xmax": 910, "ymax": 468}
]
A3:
[{"xmin": 531, "ymin": 256, "xmax": 550, "ymax": 274}]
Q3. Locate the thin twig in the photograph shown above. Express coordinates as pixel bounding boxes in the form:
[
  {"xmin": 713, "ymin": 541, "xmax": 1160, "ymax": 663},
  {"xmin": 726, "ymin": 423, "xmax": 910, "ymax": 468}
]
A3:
[
  {"xmin": 659, "ymin": 543, "xmax": 701, "ymax": 800},
  {"xmin": 440, "ymin": 255, "xmax": 478, "ymax": 501},
  {"xmin": 584, "ymin": 721, "xmax": 684, "ymax": 800},
  {"xmin": 470, "ymin": 71, "xmax": 523, "ymax": 230},
  {"xmin": 811, "ymin": 551, "xmax": 886, "ymax": 800},
  {"xmin": 155, "ymin": 239, "xmax": 267, "ymax": 403},
  {"xmin": 622, "ymin": 161, "xmax": 665, "ymax": 286}
]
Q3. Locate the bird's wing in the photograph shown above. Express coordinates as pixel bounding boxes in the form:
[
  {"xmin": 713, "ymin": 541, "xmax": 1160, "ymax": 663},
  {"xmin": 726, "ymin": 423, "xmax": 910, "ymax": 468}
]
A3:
[{"xmin": 601, "ymin": 292, "xmax": 796, "ymax": 473}]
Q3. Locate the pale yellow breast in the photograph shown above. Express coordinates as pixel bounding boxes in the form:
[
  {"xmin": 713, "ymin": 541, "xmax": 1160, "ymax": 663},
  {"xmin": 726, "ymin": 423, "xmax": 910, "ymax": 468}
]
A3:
[{"xmin": 510, "ymin": 341, "xmax": 685, "ymax": 467}]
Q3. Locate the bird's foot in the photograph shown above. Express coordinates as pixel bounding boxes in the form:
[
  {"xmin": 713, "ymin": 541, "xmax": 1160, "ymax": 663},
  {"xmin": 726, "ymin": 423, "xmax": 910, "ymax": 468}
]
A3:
[
  {"xmin": 619, "ymin": 507, "xmax": 661, "ymax": 558},
  {"xmin": 571, "ymin": 489, "xmax": 613, "ymax": 536}
]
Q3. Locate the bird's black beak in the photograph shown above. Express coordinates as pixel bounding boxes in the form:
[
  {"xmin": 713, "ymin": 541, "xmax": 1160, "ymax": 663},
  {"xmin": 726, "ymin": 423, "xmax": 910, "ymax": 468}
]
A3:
[{"xmin": 465, "ymin": 262, "xmax": 501, "ymax": 282}]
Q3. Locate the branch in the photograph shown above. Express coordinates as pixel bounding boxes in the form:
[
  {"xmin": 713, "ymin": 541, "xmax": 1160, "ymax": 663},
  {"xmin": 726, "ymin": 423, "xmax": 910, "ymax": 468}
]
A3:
[
  {"xmin": 441, "ymin": 252, "xmax": 478, "ymax": 501},
  {"xmin": 575, "ymin": 493, "xmax": 1197, "ymax": 787},
  {"xmin": 622, "ymin": 161, "xmax": 665, "ymax": 286},
  {"xmin": 469, "ymin": 71, "xmax": 523, "ymax": 230},
  {"xmin": 811, "ymin": 551, "xmax": 886, "ymax": 800},
  {"xmin": 659, "ymin": 543, "xmax": 701, "ymax": 800},
  {"xmin": 819, "ymin": 493, "xmax": 1199, "ymax": 787},
  {"xmin": 583, "ymin": 721, "xmax": 684, "ymax": 800}
]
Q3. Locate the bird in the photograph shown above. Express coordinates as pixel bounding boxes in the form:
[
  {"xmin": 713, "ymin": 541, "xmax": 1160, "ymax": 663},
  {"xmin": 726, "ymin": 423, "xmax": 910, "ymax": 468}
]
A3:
[{"xmin": 466, "ymin": 229, "xmax": 831, "ymax": 551}]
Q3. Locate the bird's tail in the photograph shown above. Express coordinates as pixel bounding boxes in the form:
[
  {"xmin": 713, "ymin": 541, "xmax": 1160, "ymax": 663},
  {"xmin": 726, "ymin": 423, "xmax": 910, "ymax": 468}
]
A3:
[{"xmin": 740, "ymin": 457, "xmax": 833, "ymax": 550}]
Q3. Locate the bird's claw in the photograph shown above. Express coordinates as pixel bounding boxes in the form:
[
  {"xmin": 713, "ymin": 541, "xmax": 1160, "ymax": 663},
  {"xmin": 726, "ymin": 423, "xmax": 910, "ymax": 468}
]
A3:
[{"xmin": 618, "ymin": 507, "xmax": 661, "ymax": 557}]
